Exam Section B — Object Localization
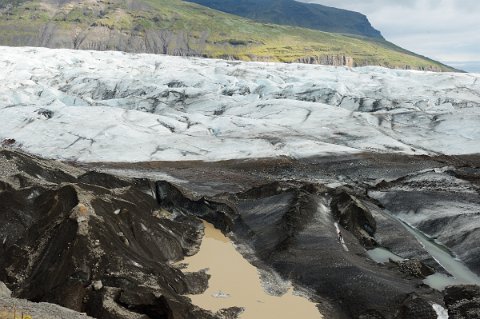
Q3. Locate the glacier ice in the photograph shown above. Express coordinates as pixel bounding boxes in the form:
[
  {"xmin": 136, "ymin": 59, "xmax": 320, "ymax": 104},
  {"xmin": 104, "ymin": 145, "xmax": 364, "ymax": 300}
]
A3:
[{"xmin": 0, "ymin": 46, "xmax": 479, "ymax": 162}]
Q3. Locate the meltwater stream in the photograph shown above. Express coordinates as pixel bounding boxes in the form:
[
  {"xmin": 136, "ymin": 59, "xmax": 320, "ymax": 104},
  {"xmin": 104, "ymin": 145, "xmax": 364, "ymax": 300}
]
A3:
[
  {"xmin": 181, "ymin": 222, "xmax": 323, "ymax": 319},
  {"xmin": 399, "ymin": 220, "xmax": 480, "ymax": 290}
]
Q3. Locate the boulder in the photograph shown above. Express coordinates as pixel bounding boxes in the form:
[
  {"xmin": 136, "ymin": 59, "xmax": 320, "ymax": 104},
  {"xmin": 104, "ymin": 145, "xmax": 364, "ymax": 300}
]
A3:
[
  {"xmin": 444, "ymin": 285, "xmax": 480, "ymax": 319},
  {"xmin": 396, "ymin": 294, "xmax": 437, "ymax": 319},
  {"xmin": 392, "ymin": 259, "xmax": 435, "ymax": 279},
  {"xmin": 0, "ymin": 281, "xmax": 12, "ymax": 297}
]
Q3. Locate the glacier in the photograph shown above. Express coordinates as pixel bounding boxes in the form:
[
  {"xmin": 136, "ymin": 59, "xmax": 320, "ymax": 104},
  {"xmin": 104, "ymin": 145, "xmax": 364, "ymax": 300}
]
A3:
[{"xmin": 0, "ymin": 46, "xmax": 479, "ymax": 162}]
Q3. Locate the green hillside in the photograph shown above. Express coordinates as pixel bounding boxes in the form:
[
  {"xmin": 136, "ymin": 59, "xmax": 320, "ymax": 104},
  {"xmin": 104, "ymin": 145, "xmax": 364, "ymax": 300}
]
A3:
[{"xmin": 0, "ymin": 0, "xmax": 455, "ymax": 71}]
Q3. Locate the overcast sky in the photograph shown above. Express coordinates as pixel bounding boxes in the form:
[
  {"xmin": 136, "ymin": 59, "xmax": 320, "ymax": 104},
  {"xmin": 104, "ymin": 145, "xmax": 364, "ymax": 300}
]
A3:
[{"xmin": 299, "ymin": 0, "xmax": 480, "ymax": 72}]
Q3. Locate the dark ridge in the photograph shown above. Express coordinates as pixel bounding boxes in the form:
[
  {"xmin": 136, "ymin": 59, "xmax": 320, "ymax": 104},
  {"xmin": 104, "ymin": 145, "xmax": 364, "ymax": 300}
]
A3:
[{"xmin": 184, "ymin": 0, "xmax": 384, "ymax": 39}]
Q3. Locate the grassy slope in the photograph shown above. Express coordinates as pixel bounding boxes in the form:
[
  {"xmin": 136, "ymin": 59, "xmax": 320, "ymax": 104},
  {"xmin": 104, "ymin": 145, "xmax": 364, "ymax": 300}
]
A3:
[{"xmin": 0, "ymin": 0, "xmax": 455, "ymax": 71}]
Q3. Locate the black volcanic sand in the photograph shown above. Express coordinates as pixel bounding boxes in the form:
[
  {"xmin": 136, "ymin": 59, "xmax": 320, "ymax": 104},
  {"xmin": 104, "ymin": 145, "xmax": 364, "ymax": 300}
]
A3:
[{"xmin": 2, "ymin": 148, "xmax": 480, "ymax": 318}]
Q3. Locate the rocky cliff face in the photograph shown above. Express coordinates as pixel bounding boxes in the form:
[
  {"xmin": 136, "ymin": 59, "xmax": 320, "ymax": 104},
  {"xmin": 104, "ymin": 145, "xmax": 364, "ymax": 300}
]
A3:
[
  {"xmin": 294, "ymin": 55, "xmax": 355, "ymax": 67},
  {"xmin": 4, "ymin": 23, "xmax": 201, "ymax": 57},
  {"xmin": 294, "ymin": 55, "xmax": 450, "ymax": 71}
]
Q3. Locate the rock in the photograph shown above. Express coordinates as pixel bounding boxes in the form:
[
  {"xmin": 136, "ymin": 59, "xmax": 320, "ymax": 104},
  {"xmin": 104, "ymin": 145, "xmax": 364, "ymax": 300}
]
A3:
[
  {"xmin": 216, "ymin": 307, "xmax": 244, "ymax": 319},
  {"xmin": 86, "ymin": 287, "xmax": 148, "ymax": 319},
  {"xmin": 397, "ymin": 294, "xmax": 437, "ymax": 319},
  {"xmin": 0, "ymin": 149, "xmax": 212, "ymax": 319},
  {"xmin": 36, "ymin": 108, "xmax": 54, "ymax": 119},
  {"xmin": 78, "ymin": 171, "xmax": 132, "ymax": 189},
  {"xmin": 358, "ymin": 310, "xmax": 385, "ymax": 319},
  {"xmin": 92, "ymin": 281, "xmax": 103, "ymax": 291},
  {"xmin": 116, "ymin": 289, "xmax": 172, "ymax": 318},
  {"xmin": 0, "ymin": 148, "xmax": 461, "ymax": 319},
  {"xmin": 152, "ymin": 209, "xmax": 174, "ymax": 220},
  {"xmin": 183, "ymin": 270, "xmax": 210, "ymax": 295},
  {"xmin": 392, "ymin": 259, "xmax": 435, "ymax": 279},
  {"xmin": 117, "ymin": 231, "xmax": 130, "ymax": 246},
  {"xmin": 444, "ymin": 285, "xmax": 480, "ymax": 319},
  {"xmin": 1, "ymin": 138, "xmax": 16, "ymax": 147},
  {"xmin": 330, "ymin": 188, "xmax": 377, "ymax": 248},
  {"xmin": 69, "ymin": 203, "xmax": 92, "ymax": 236},
  {"xmin": 0, "ymin": 281, "xmax": 12, "ymax": 297},
  {"xmin": 0, "ymin": 295, "xmax": 95, "ymax": 319},
  {"xmin": 295, "ymin": 55, "xmax": 354, "ymax": 67}
]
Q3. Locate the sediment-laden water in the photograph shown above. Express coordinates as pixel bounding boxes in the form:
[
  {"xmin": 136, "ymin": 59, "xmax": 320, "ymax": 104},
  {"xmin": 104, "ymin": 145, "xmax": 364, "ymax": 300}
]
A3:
[{"xmin": 183, "ymin": 222, "xmax": 323, "ymax": 319}]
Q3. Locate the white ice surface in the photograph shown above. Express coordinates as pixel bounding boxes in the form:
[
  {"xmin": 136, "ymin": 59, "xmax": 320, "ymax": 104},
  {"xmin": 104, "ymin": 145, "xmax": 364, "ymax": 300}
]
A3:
[
  {"xmin": 0, "ymin": 46, "xmax": 479, "ymax": 162},
  {"xmin": 432, "ymin": 303, "xmax": 448, "ymax": 319}
]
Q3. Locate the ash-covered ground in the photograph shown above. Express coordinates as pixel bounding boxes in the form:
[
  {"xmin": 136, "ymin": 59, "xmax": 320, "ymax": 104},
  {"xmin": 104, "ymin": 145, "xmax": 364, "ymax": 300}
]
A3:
[{"xmin": 1, "ymin": 148, "xmax": 480, "ymax": 318}]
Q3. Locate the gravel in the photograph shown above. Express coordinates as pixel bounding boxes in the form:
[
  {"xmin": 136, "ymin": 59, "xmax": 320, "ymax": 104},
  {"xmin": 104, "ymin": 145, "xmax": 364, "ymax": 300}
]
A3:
[{"xmin": 0, "ymin": 297, "xmax": 94, "ymax": 319}]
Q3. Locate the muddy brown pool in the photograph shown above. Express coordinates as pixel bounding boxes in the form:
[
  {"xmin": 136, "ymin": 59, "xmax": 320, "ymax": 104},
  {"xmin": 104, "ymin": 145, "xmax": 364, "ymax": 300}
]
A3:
[{"xmin": 182, "ymin": 222, "xmax": 323, "ymax": 319}]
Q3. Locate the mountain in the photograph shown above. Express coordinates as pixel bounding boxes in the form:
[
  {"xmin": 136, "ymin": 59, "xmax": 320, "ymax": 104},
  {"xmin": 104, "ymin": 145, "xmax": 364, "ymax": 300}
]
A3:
[
  {"xmin": 0, "ymin": 0, "xmax": 454, "ymax": 71},
  {"xmin": 184, "ymin": 0, "xmax": 384, "ymax": 39}
]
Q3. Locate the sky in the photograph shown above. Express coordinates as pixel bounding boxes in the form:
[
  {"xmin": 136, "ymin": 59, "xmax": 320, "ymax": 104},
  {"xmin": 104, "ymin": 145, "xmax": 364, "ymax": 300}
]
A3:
[{"xmin": 299, "ymin": 0, "xmax": 480, "ymax": 73}]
